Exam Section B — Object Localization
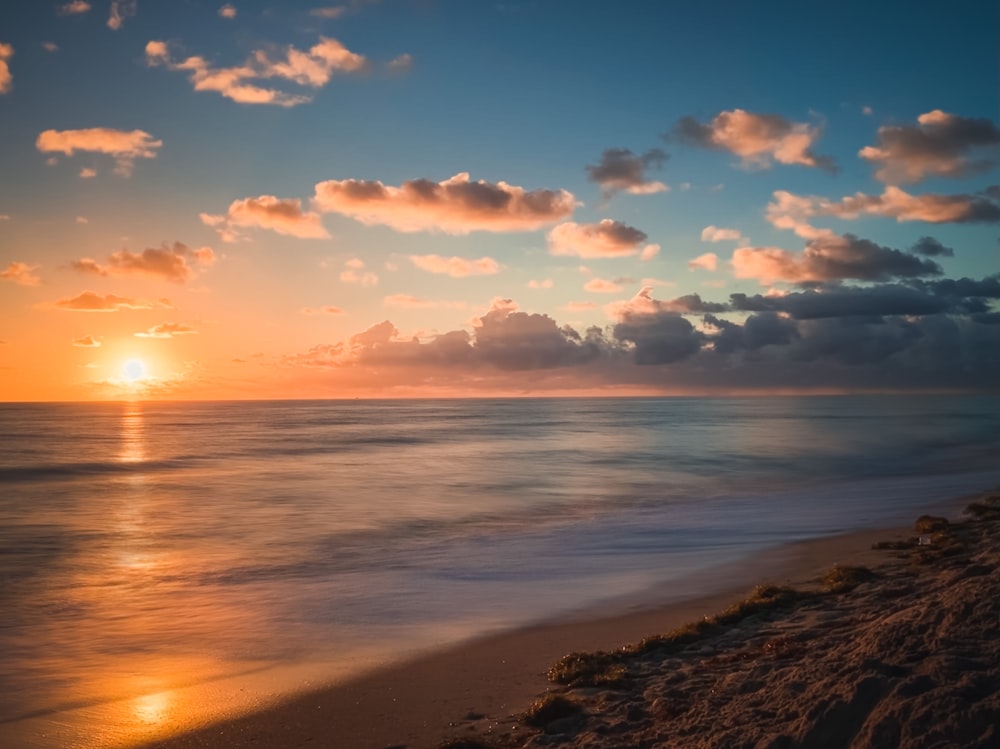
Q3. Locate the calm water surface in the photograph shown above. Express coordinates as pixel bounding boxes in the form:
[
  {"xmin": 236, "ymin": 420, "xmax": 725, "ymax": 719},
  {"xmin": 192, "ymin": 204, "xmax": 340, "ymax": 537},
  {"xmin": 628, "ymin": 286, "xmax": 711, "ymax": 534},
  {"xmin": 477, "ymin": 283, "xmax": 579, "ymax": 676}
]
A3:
[{"xmin": 1, "ymin": 396, "xmax": 998, "ymax": 747}]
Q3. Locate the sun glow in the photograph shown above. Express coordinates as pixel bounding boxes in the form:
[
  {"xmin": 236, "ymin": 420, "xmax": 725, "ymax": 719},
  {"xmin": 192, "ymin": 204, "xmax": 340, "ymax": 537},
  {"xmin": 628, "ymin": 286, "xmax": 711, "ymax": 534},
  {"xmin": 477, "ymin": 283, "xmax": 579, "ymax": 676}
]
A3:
[{"xmin": 122, "ymin": 359, "xmax": 148, "ymax": 383}]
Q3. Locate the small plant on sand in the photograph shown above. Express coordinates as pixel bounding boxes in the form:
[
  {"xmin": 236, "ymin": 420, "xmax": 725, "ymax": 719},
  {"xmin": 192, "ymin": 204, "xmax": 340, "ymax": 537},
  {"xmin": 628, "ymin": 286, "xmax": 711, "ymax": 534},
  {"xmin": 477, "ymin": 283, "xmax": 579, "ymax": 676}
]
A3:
[
  {"xmin": 914, "ymin": 515, "xmax": 949, "ymax": 533},
  {"xmin": 966, "ymin": 495, "xmax": 1000, "ymax": 521},
  {"xmin": 713, "ymin": 584, "xmax": 801, "ymax": 625},
  {"xmin": 547, "ymin": 650, "xmax": 626, "ymax": 686},
  {"xmin": 522, "ymin": 693, "xmax": 582, "ymax": 727},
  {"xmin": 823, "ymin": 564, "xmax": 876, "ymax": 593},
  {"xmin": 625, "ymin": 618, "xmax": 718, "ymax": 656}
]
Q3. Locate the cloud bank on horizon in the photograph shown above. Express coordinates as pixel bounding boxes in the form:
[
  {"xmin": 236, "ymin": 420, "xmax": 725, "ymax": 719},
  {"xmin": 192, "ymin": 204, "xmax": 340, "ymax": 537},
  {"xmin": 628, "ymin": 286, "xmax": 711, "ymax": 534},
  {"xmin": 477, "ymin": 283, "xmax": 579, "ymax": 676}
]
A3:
[{"xmin": 0, "ymin": 0, "xmax": 997, "ymax": 399}]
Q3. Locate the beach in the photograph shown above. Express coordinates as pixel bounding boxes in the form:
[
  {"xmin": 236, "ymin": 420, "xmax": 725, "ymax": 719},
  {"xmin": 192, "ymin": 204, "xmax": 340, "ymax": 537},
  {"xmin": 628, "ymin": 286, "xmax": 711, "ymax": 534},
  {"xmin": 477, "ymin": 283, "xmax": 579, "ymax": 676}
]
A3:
[{"xmin": 130, "ymin": 492, "xmax": 1000, "ymax": 749}]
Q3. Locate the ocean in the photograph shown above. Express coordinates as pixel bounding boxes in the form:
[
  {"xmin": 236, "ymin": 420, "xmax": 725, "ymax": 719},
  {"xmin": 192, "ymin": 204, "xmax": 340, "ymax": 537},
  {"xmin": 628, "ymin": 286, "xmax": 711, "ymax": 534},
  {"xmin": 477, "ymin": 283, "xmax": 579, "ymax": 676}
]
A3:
[{"xmin": 1, "ymin": 395, "xmax": 998, "ymax": 748}]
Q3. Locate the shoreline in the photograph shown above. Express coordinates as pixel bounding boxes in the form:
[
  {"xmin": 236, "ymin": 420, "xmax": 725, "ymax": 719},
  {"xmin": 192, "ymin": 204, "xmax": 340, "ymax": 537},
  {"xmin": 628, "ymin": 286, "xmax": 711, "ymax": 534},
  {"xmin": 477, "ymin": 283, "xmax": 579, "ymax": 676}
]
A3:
[{"xmin": 130, "ymin": 517, "xmax": 952, "ymax": 749}]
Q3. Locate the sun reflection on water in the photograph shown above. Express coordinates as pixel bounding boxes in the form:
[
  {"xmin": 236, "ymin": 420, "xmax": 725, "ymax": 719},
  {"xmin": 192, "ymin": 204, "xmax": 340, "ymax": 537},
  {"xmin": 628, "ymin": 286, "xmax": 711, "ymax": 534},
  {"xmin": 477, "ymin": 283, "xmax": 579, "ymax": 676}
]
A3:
[
  {"xmin": 132, "ymin": 690, "xmax": 171, "ymax": 725},
  {"xmin": 118, "ymin": 403, "xmax": 146, "ymax": 464}
]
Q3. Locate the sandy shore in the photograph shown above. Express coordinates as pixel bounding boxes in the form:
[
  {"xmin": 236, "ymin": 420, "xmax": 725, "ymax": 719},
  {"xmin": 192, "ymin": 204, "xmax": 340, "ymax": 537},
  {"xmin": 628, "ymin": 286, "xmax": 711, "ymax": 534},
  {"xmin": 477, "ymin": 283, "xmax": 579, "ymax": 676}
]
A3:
[{"xmin": 138, "ymin": 492, "xmax": 1000, "ymax": 749}]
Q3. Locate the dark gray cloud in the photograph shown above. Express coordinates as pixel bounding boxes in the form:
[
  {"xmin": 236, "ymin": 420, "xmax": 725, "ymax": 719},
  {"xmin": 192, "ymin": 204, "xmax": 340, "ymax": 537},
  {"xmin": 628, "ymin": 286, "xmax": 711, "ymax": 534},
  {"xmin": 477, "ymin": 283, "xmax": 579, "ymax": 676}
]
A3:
[
  {"xmin": 612, "ymin": 312, "xmax": 702, "ymax": 365},
  {"xmin": 860, "ymin": 110, "xmax": 1000, "ymax": 184},
  {"xmin": 910, "ymin": 236, "xmax": 955, "ymax": 257},
  {"xmin": 585, "ymin": 148, "xmax": 668, "ymax": 197}
]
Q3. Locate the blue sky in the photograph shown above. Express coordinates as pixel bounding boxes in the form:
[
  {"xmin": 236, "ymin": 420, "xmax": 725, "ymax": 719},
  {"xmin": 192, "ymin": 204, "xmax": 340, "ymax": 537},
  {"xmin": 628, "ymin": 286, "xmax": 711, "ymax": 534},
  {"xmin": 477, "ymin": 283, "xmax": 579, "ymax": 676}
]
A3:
[{"xmin": 1, "ymin": 0, "xmax": 998, "ymax": 399}]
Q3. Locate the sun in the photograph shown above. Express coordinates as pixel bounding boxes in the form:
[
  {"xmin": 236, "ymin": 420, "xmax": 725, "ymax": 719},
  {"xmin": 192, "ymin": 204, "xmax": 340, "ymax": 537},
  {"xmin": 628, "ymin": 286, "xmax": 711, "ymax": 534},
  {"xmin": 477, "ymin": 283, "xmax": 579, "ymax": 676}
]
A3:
[{"xmin": 122, "ymin": 358, "xmax": 148, "ymax": 383}]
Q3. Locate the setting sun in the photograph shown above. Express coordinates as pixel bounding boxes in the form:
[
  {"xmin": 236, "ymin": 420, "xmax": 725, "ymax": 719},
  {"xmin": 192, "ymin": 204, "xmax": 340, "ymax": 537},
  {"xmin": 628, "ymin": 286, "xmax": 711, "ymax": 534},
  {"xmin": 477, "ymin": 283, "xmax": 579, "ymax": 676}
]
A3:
[{"xmin": 122, "ymin": 359, "xmax": 148, "ymax": 383}]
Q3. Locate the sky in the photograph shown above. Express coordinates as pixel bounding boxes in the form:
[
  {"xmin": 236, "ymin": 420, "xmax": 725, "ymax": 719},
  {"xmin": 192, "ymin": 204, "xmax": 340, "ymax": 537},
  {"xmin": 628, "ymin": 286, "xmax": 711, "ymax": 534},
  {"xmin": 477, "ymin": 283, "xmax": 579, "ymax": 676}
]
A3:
[{"xmin": 0, "ymin": 0, "xmax": 998, "ymax": 401}]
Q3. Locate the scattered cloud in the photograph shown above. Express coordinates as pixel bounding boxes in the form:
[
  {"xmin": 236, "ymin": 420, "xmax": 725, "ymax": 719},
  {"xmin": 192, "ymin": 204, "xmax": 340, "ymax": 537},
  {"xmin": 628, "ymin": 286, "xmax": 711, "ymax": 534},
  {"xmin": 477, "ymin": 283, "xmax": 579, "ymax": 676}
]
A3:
[
  {"xmin": 202, "ymin": 195, "xmax": 329, "ymax": 240},
  {"xmin": 1, "ymin": 261, "xmax": 41, "ymax": 286},
  {"xmin": 910, "ymin": 236, "xmax": 954, "ymax": 257},
  {"xmin": 384, "ymin": 294, "xmax": 465, "ymax": 309},
  {"xmin": 732, "ymin": 233, "xmax": 943, "ymax": 286},
  {"xmin": 71, "ymin": 242, "xmax": 215, "ymax": 283},
  {"xmin": 79, "ymin": 167, "xmax": 97, "ymax": 178},
  {"xmin": 218, "ymin": 3, "xmax": 237, "ymax": 18},
  {"xmin": 134, "ymin": 322, "xmax": 198, "ymax": 338},
  {"xmin": 36, "ymin": 128, "xmax": 162, "ymax": 176},
  {"xmin": 57, "ymin": 1, "xmax": 91, "ymax": 15},
  {"xmin": 301, "ymin": 305, "xmax": 343, "ymax": 315},
  {"xmin": 339, "ymin": 257, "xmax": 379, "ymax": 285},
  {"xmin": 387, "ymin": 53, "xmax": 412, "ymax": 72},
  {"xmin": 640, "ymin": 243, "xmax": 661, "ymax": 261},
  {"xmin": 310, "ymin": 6, "xmax": 347, "ymax": 18},
  {"xmin": 585, "ymin": 148, "xmax": 668, "ymax": 197},
  {"xmin": 53, "ymin": 291, "xmax": 172, "ymax": 312},
  {"xmin": 548, "ymin": 219, "xmax": 658, "ymax": 259},
  {"xmin": 146, "ymin": 36, "xmax": 368, "ymax": 107},
  {"xmin": 584, "ymin": 278, "xmax": 624, "ymax": 294},
  {"xmin": 701, "ymin": 225, "xmax": 747, "ymax": 244},
  {"xmin": 72, "ymin": 334, "xmax": 101, "ymax": 347},
  {"xmin": 673, "ymin": 108, "xmax": 836, "ymax": 171},
  {"xmin": 859, "ymin": 110, "xmax": 1000, "ymax": 184},
  {"xmin": 107, "ymin": 0, "xmax": 136, "ymax": 31},
  {"xmin": 313, "ymin": 172, "xmax": 576, "ymax": 234},
  {"xmin": 528, "ymin": 279, "xmax": 554, "ymax": 289},
  {"xmin": 564, "ymin": 301, "xmax": 599, "ymax": 312},
  {"xmin": 43, "ymin": 41, "xmax": 59, "ymax": 53},
  {"xmin": 688, "ymin": 252, "xmax": 718, "ymax": 272},
  {"xmin": 75, "ymin": 216, "xmax": 89, "ymax": 224},
  {"xmin": 0, "ymin": 42, "xmax": 13, "ymax": 94},
  {"xmin": 409, "ymin": 254, "xmax": 501, "ymax": 277}
]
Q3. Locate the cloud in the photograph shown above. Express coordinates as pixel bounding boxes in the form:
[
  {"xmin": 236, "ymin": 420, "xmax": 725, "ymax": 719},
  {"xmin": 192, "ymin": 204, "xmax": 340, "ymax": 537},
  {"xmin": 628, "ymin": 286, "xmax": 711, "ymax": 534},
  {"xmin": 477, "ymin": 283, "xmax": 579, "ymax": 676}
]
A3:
[
  {"xmin": 640, "ymin": 244, "xmax": 661, "ymax": 261},
  {"xmin": 313, "ymin": 172, "xmax": 576, "ymax": 234},
  {"xmin": 766, "ymin": 186, "xmax": 1000, "ymax": 239},
  {"xmin": 688, "ymin": 252, "xmax": 718, "ymax": 272},
  {"xmin": 107, "ymin": 0, "xmax": 136, "ymax": 30},
  {"xmin": 79, "ymin": 167, "xmax": 97, "ymax": 178},
  {"xmin": 548, "ymin": 219, "xmax": 658, "ymax": 258},
  {"xmin": 859, "ymin": 110, "xmax": 1000, "ymax": 184},
  {"xmin": 673, "ymin": 109, "xmax": 836, "ymax": 171},
  {"xmin": 584, "ymin": 278, "xmax": 624, "ymax": 294},
  {"xmin": 203, "ymin": 195, "xmax": 329, "ymax": 240},
  {"xmin": 339, "ymin": 257, "xmax": 379, "ymax": 286},
  {"xmin": 72, "ymin": 334, "xmax": 101, "ymax": 347},
  {"xmin": 610, "ymin": 288, "xmax": 704, "ymax": 364},
  {"xmin": 42, "ymin": 41, "xmax": 57, "ymax": 53},
  {"xmin": 36, "ymin": 128, "xmax": 162, "ymax": 176},
  {"xmin": 134, "ymin": 322, "xmax": 198, "ymax": 338},
  {"xmin": 701, "ymin": 225, "xmax": 747, "ymax": 244},
  {"xmin": 409, "ymin": 254, "xmax": 500, "ymax": 277},
  {"xmin": 585, "ymin": 148, "xmax": 668, "ymax": 197},
  {"xmin": 71, "ymin": 242, "xmax": 215, "ymax": 283},
  {"xmin": 1, "ymin": 261, "xmax": 41, "ymax": 286},
  {"xmin": 528, "ymin": 279, "xmax": 554, "ymax": 289},
  {"xmin": 53, "ymin": 291, "xmax": 172, "ymax": 311},
  {"xmin": 219, "ymin": 4, "xmax": 237, "ymax": 18},
  {"xmin": 57, "ymin": 1, "xmax": 91, "ymax": 15},
  {"xmin": 732, "ymin": 233, "xmax": 943, "ymax": 285},
  {"xmin": 384, "ymin": 294, "xmax": 465, "ymax": 309},
  {"xmin": 0, "ymin": 42, "xmax": 12, "ymax": 94},
  {"xmin": 145, "ymin": 36, "xmax": 368, "ymax": 107},
  {"xmin": 387, "ymin": 53, "xmax": 412, "ymax": 72},
  {"xmin": 564, "ymin": 301, "xmax": 599, "ymax": 312},
  {"xmin": 301, "ymin": 305, "xmax": 343, "ymax": 315},
  {"xmin": 910, "ymin": 237, "xmax": 954, "ymax": 257}
]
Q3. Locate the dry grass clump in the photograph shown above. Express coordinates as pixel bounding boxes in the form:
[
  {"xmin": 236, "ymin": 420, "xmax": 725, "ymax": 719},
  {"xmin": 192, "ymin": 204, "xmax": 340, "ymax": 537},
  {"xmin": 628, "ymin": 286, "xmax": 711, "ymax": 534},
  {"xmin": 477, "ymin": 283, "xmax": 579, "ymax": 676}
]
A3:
[
  {"xmin": 547, "ymin": 651, "xmax": 626, "ymax": 687},
  {"xmin": 966, "ymin": 494, "xmax": 1000, "ymax": 521},
  {"xmin": 522, "ymin": 693, "xmax": 582, "ymax": 727},
  {"xmin": 823, "ymin": 564, "xmax": 876, "ymax": 593},
  {"xmin": 713, "ymin": 584, "xmax": 801, "ymax": 625},
  {"xmin": 914, "ymin": 515, "xmax": 950, "ymax": 533}
]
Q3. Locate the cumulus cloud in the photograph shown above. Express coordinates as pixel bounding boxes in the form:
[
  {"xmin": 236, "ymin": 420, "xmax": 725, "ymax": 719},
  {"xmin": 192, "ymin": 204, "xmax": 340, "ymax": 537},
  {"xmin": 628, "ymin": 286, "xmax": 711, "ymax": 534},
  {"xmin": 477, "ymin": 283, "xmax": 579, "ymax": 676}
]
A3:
[
  {"xmin": 548, "ymin": 219, "xmax": 658, "ymax": 259},
  {"xmin": 57, "ymin": 1, "xmax": 91, "ymax": 15},
  {"xmin": 301, "ymin": 305, "xmax": 343, "ymax": 315},
  {"xmin": 910, "ymin": 237, "xmax": 955, "ymax": 257},
  {"xmin": 0, "ymin": 42, "xmax": 13, "ymax": 94},
  {"xmin": 54, "ymin": 291, "xmax": 172, "ymax": 311},
  {"xmin": 72, "ymin": 334, "xmax": 101, "ymax": 347},
  {"xmin": 71, "ymin": 242, "xmax": 215, "ymax": 283},
  {"xmin": 673, "ymin": 109, "xmax": 836, "ymax": 171},
  {"xmin": 688, "ymin": 252, "xmax": 718, "ymax": 272},
  {"xmin": 202, "ymin": 195, "xmax": 329, "ymax": 240},
  {"xmin": 860, "ymin": 110, "xmax": 1000, "ymax": 184},
  {"xmin": 732, "ymin": 233, "xmax": 943, "ymax": 286},
  {"xmin": 1, "ymin": 261, "xmax": 41, "ymax": 286},
  {"xmin": 409, "ymin": 254, "xmax": 500, "ymax": 277},
  {"xmin": 134, "ymin": 322, "xmax": 198, "ymax": 338},
  {"xmin": 701, "ymin": 225, "xmax": 747, "ymax": 244},
  {"xmin": 218, "ymin": 3, "xmax": 237, "ymax": 18},
  {"xmin": 313, "ymin": 172, "xmax": 576, "ymax": 234},
  {"xmin": 36, "ymin": 128, "xmax": 162, "ymax": 176},
  {"xmin": 145, "ymin": 36, "xmax": 367, "ymax": 107},
  {"xmin": 585, "ymin": 148, "xmax": 668, "ymax": 197},
  {"xmin": 609, "ymin": 288, "xmax": 704, "ymax": 364},
  {"xmin": 107, "ymin": 0, "xmax": 136, "ymax": 30}
]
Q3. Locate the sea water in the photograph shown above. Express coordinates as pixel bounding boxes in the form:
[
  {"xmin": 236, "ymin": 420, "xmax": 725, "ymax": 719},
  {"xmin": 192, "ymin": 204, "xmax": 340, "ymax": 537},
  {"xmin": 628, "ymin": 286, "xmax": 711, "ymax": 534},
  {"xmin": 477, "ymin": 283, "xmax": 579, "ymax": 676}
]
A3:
[{"xmin": 1, "ymin": 396, "xmax": 998, "ymax": 747}]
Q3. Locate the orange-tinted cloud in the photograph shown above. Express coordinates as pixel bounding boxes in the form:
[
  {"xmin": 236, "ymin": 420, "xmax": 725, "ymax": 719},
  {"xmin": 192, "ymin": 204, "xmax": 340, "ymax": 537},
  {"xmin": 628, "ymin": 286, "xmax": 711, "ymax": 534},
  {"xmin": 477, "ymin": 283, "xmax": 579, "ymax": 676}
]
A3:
[
  {"xmin": 203, "ymin": 195, "xmax": 329, "ymax": 239},
  {"xmin": 674, "ymin": 109, "xmax": 836, "ymax": 171},
  {"xmin": 79, "ymin": 167, "xmax": 97, "ymax": 178},
  {"xmin": 218, "ymin": 4, "xmax": 237, "ymax": 19},
  {"xmin": 72, "ymin": 242, "xmax": 215, "ymax": 283},
  {"xmin": 701, "ymin": 225, "xmax": 747, "ymax": 244},
  {"xmin": 1, "ymin": 261, "xmax": 41, "ymax": 286},
  {"xmin": 732, "ymin": 234, "xmax": 942, "ymax": 285},
  {"xmin": 134, "ymin": 322, "xmax": 198, "ymax": 338},
  {"xmin": 72, "ymin": 335, "xmax": 101, "ymax": 347},
  {"xmin": 585, "ymin": 148, "xmax": 668, "ymax": 197},
  {"xmin": 584, "ymin": 278, "xmax": 624, "ymax": 294},
  {"xmin": 409, "ymin": 254, "xmax": 500, "ymax": 277},
  {"xmin": 36, "ymin": 128, "xmax": 162, "ymax": 176},
  {"xmin": 528, "ymin": 279, "xmax": 554, "ymax": 289},
  {"xmin": 313, "ymin": 172, "xmax": 576, "ymax": 234},
  {"xmin": 688, "ymin": 252, "xmax": 718, "ymax": 272},
  {"xmin": 107, "ymin": 0, "xmax": 136, "ymax": 30},
  {"xmin": 384, "ymin": 294, "xmax": 466, "ymax": 309},
  {"xmin": 146, "ymin": 36, "xmax": 367, "ymax": 107},
  {"xmin": 859, "ymin": 110, "xmax": 1000, "ymax": 184},
  {"xmin": 0, "ymin": 42, "xmax": 13, "ymax": 94},
  {"xmin": 54, "ymin": 291, "xmax": 172, "ymax": 312},
  {"xmin": 387, "ymin": 53, "xmax": 412, "ymax": 72},
  {"xmin": 301, "ymin": 305, "xmax": 343, "ymax": 315},
  {"xmin": 57, "ymin": 1, "xmax": 91, "ymax": 14},
  {"xmin": 548, "ymin": 219, "xmax": 658, "ymax": 259}
]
